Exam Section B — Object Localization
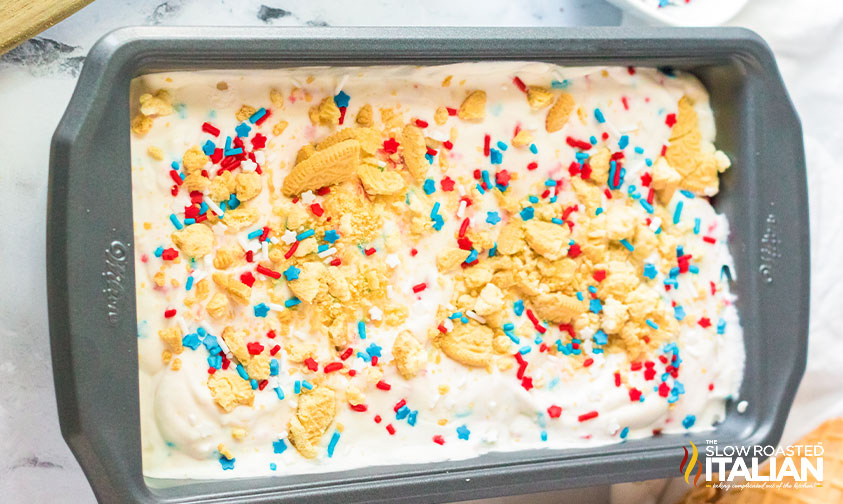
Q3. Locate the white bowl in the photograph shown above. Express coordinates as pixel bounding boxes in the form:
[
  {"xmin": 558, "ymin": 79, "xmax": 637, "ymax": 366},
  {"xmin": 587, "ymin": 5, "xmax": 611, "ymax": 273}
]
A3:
[{"xmin": 606, "ymin": 0, "xmax": 750, "ymax": 26}]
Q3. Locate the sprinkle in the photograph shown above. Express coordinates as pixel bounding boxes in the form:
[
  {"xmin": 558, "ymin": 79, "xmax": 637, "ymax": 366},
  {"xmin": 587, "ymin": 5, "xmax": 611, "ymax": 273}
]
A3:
[
  {"xmin": 333, "ymin": 90, "xmax": 350, "ymax": 108},
  {"xmin": 578, "ymin": 411, "xmax": 599, "ymax": 422},
  {"xmin": 490, "ymin": 148, "xmax": 502, "ymax": 165},
  {"xmin": 248, "ymin": 108, "xmax": 267, "ymax": 124},
  {"xmin": 253, "ymin": 303, "xmax": 269, "ymax": 318},
  {"xmin": 673, "ymin": 201, "xmax": 684, "ymax": 224},
  {"xmin": 219, "ymin": 457, "xmax": 235, "ymax": 470},
  {"xmin": 301, "ymin": 380, "xmax": 313, "ymax": 391},
  {"xmin": 256, "ymin": 264, "xmax": 281, "ymax": 280},
  {"xmin": 547, "ymin": 405, "xmax": 562, "ymax": 418},
  {"xmin": 323, "ymin": 230, "xmax": 339, "ymax": 243},
  {"xmin": 594, "ymin": 108, "xmax": 606, "ymax": 123},
  {"xmin": 519, "ymin": 207, "xmax": 534, "ymax": 221},
  {"xmin": 412, "ymin": 282, "xmax": 427, "ymax": 294},
  {"xmin": 620, "ymin": 427, "xmax": 629, "ymax": 439},
  {"xmin": 284, "ymin": 297, "xmax": 301, "ymax": 308},
  {"xmin": 326, "ymin": 431, "xmax": 341, "ymax": 457},
  {"xmin": 618, "ymin": 135, "xmax": 629, "ymax": 150},
  {"xmin": 376, "ymin": 380, "xmax": 391, "ymax": 391},
  {"xmin": 273, "ymin": 439, "xmax": 287, "ymax": 454},
  {"xmin": 513, "ymin": 300, "xmax": 525, "ymax": 316},
  {"xmin": 682, "ymin": 415, "xmax": 696, "ymax": 429},
  {"xmin": 297, "ymin": 229, "xmax": 315, "ymax": 241},
  {"xmin": 201, "ymin": 122, "xmax": 220, "ymax": 136},
  {"xmin": 283, "ymin": 265, "xmax": 300, "ymax": 281},
  {"xmin": 235, "ymin": 122, "xmax": 251, "ymax": 138},
  {"xmin": 357, "ymin": 321, "xmax": 367, "ymax": 340},
  {"xmin": 456, "ymin": 425, "xmax": 471, "ymax": 440},
  {"xmin": 619, "ymin": 239, "xmax": 634, "ymax": 251},
  {"xmin": 169, "ymin": 214, "xmax": 183, "ymax": 230},
  {"xmin": 432, "ymin": 435, "xmax": 445, "ymax": 445},
  {"xmin": 646, "ymin": 319, "xmax": 659, "ymax": 330},
  {"xmin": 589, "ymin": 298, "xmax": 603, "ymax": 314}
]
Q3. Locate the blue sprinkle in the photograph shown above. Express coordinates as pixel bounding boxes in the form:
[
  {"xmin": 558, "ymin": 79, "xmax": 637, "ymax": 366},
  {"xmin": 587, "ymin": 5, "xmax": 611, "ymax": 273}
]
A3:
[
  {"xmin": 465, "ymin": 249, "xmax": 478, "ymax": 264},
  {"xmin": 717, "ymin": 318, "xmax": 727, "ymax": 335},
  {"xmin": 219, "ymin": 457, "xmax": 235, "ymax": 470},
  {"xmin": 273, "ymin": 439, "xmax": 287, "ymax": 454},
  {"xmin": 544, "ymin": 179, "xmax": 557, "ymax": 187},
  {"xmin": 551, "ymin": 217, "xmax": 564, "ymax": 225},
  {"xmin": 673, "ymin": 201, "xmax": 684, "ymax": 224},
  {"xmin": 589, "ymin": 135, "xmax": 597, "ymax": 145},
  {"xmin": 694, "ymin": 218, "xmax": 701, "ymax": 235},
  {"xmin": 366, "ymin": 343, "xmax": 382, "ymax": 358},
  {"xmin": 640, "ymin": 199, "xmax": 654, "ymax": 214},
  {"xmin": 576, "ymin": 292, "xmax": 584, "ymax": 301},
  {"xmin": 324, "ymin": 229, "xmax": 339, "ymax": 243},
  {"xmin": 529, "ymin": 144, "xmax": 538, "ymax": 154},
  {"xmin": 541, "ymin": 430, "xmax": 548, "ymax": 442},
  {"xmin": 183, "ymin": 218, "xmax": 196, "ymax": 225},
  {"xmin": 475, "ymin": 183, "xmax": 486, "ymax": 195},
  {"xmin": 297, "ymin": 229, "xmax": 315, "ymax": 241},
  {"xmin": 154, "ymin": 246, "xmax": 164, "ymax": 257},
  {"xmin": 396, "ymin": 406, "xmax": 410, "ymax": 420},
  {"xmin": 318, "ymin": 244, "xmax": 329, "ymax": 253},
  {"xmin": 227, "ymin": 193, "xmax": 240, "ymax": 210},
  {"xmin": 588, "ymin": 286, "xmax": 597, "ymax": 294},
  {"xmin": 235, "ymin": 122, "xmax": 251, "ymax": 138},
  {"xmin": 202, "ymin": 140, "xmax": 216, "ymax": 156},
  {"xmin": 519, "ymin": 207, "xmax": 534, "ymax": 221},
  {"xmin": 224, "ymin": 136, "xmax": 232, "ymax": 151},
  {"xmin": 327, "ymin": 431, "xmax": 341, "ymax": 457},
  {"xmin": 595, "ymin": 207, "xmax": 603, "ymax": 216},
  {"xmin": 486, "ymin": 211, "xmax": 501, "ymax": 225},
  {"xmin": 619, "ymin": 239, "xmax": 634, "ymax": 251},
  {"xmin": 270, "ymin": 463, "xmax": 277, "ymax": 471},
  {"xmin": 247, "ymin": 229, "xmax": 263, "ymax": 240},
  {"xmin": 680, "ymin": 190, "xmax": 695, "ymax": 199},
  {"xmin": 224, "ymin": 147, "xmax": 243, "ymax": 156},
  {"xmin": 236, "ymin": 364, "xmax": 249, "ymax": 381},
  {"xmin": 274, "ymin": 386, "xmax": 285, "ymax": 400},
  {"xmin": 269, "ymin": 359, "xmax": 279, "ymax": 376},
  {"xmin": 618, "ymin": 135, "xmax": 629, "ymax": 150},
  {"xmin": 645, "ymin": 158, "xmax": 653, "ymax": 167},
  {"xmin": 489, "ymin": 244, "xmax": 497, "ymax": 257},
  {"xmin": 284, "ymin": 265, "xmax": 300, "ymax": 281},
  {"xmin": 301, "ymin": 380, "xmax": 313, "ymax": 391},
  {"xmin": 432, "ymin": 214, "xmax": 445, "ymax": 231},
  {"xmin": 682, "ymin": 415, "xmax": 696, "ymax": 429},
  {"xmin": 250, "ymin": 379, "xmax": 258, "ymax": 390},
  {"xmin": 248, "ymin": 107, "xmax": 267, "ymax": 124},
  {"xmin": 490, "ymin": 148, "xmax": 502, "ymax": 165},
  {"xmin": 207, "ymin": 355, "xmax": 222, "ymax": 369},
  {"xmin": 550, "ymin": 79, "xmax": 566, "ymax": 89},
  {"xmin": 202, "ymin": 335, "xmax": 219, "ymax": 351},
  {"xmin": 589, "ymin": 298, "xmax": 603, "ymax": 313},
  {"xmin": 171, "ymin": 161, "xmax": 180, "ymax": 170},
  {"xmin": 643, "ymin": 263, "xmax": 657, "ymax": 279},
  {"xmin": 594, "ymin": 108, "xmax": 606, "ymax": 123},
  {"xmin": 519, "ymin": 346, "xmax": 531, "ymax": 355},
  {"xmin": 496, "ymin": 141, "xmax": 508, "ymax": 151},
  {"xmin": 593, "ymin": 330, "xmax": 608, "ymax": 345},
  {"xmin": 185, "ymin": 276, "xmax": 194, "ymax": 291},
  {"xmin": 423, "ymin": 178, "xmax": 436, "ymax": 195},
  {"xmin": 357, "ymin": 321, "xmax": 366, "ymax": 339},
  {"xmin": 182, "ymin": 333, "xmax": 201, "ymax": 350},
  {"xmin": 430, "ymin": 202, "xmax": 441, "ymax": 219},
  {"xmin": 407, "ymin": 410, "xmax": 418, "ymax": 426},
  {"xmin": 513, "ymin": 300, "xmax": 525, "ymax": 316},
  {"xmin": 253, "ymin": 303, "xmax": 269, "ymax": 318},
  {"xmin": 674, "ymin": 305, "xmax": 686, "ymax": 321},
  {"xmin": 646, "ymin": 319, "xmax": 659, "ymax": 330},
  {"xmin": 333, "ymin": 91, "xmax": 350, "ymax": 108},
  {"xmin": 634, "ymin": 146, "xmax": 645, "ymax": 155},
  {"xmin": 169, "ymin": 214, "xmax": 183, "ymax": 230},
  {"xmin": 689, "ymin": 265, "xmax": 699, "ymax": 274},
  {"xmin": 457, "ymin": 425, "xmax": 471, "ymax": 440},
  {"xmin": 284, "ymin": 297, "xmax": 301, "ymax": 308},
  {"xmin": 620, "ymin": 427, "xmax": 629, "ymax": 439},
  {"xmin": 481, "ymin": 170, "xmax": 492, "ymax": 189},
  {"xmin": 425, "ymin": 153, "xmax": 434, "ymax": 164}
]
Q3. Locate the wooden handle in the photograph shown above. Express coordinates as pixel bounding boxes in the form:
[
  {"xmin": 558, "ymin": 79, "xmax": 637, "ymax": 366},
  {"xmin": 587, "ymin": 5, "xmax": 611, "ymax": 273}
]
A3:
[{"xmin": 0, "ymin": 0, "xmax": 95, "ymax": 55}]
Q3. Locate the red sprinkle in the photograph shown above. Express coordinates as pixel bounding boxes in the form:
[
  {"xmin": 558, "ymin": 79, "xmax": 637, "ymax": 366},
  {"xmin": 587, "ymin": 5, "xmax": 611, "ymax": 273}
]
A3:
[
  {"xmin": 698, "ymin": 317, "xmax": 712, "ymax": 328},
  {"xmin": 340, "ymin": 348, "xmax": 354, "ymax": 360},
  {"xmin": 437, "ymin": 324, "xmax": 448, "ymax": 334},
  {"xmin": 350, "ymin": 403, "xmax": 368, "ymax": 412},
  {"xmin": 614, "ymin": 372, "xmax": 622, "ymax": 387},
  {"xmin": 495, "ymin": 169, "xmax": 511, "ymax": 187},
  {"xmin": 245, "ymin": 250, "xmax": 254, "ymax": 263},
  {"xmin": 525, "ymin": 309, "xmax": 546, "ymax": 334},
  {"xmin": 521, "ymin": 376, "xmax": 533, "ymax": 390},
  {"xmin": 386, "ymin": 424, "xmax": 396, "ymax": 435},
  {"xmin": 547, "ymin": 405, "xmax": 562, "ymax": 418},
  {"xmin": 330, "ymin": 257, "xmax": 342, "ymax": 267},
  {"xmin": 446, "ymin": 107, "xmax": 457, "ymax": 116},
  {"xmin": 383, "ymin": 138, "xmax": 400, "ymax": 154},
  {"xmin": 665, "ymin": 113, "xmax": 677, "ymax": 128},
  {"xmin": 323, "ymin": 362, "xmax": 343, "ymax": 373},
  {"xmin": 251, "ymin": 133, "xmax": 267, "ymax": 150},
  {"xmin": 284, "ymin": 241, "xmax": 299, "ymax": 259},
  {"xmin": 316, "ymin": 186, "xmax": 331, "ymax": 196},
  {"xmin": 483, "ymin": 134, "xmax": 491, "ymax": 156},
  {"xmin": 593, "ymin": 270, "xmax": 606, "ymax": 282},
  {"xmin": 440, "ymin": 176, "xmax": 455, "ymax": 191},
  {"xmin": 621, "ymin": 96, "xmax": 629, "ymax": 110},
  {"xmin": 239, "ymin": 272, "xmax": 256, "ymax": 287},
  {"xmin": 254, "ymin": 108, "xmax": 271, "ymax": 126},
  {"xmin": 269, "ymin": 345, "xmax": 281, "ymax": 356},
  {"xmin": 442, "ymin": 140, "xmax": 453, "ymax": 150},
  {"xmin": 256, "ymin": 264, "xmax": 281, "ymax": 279},
  {"xmin": 393, "ymin": 399, "xmax": 406, "ymax": 412},
  {"xmin": 364, "ymin": 247, "xmax": 376, "ymax": 256},
  {"xmin": 458, "ymin": 218, "xmax": 470, "ymax": 238},
  {"xmin": 310, "ymin": 203, "xmax": 324, "ymax": 217},
  {"xmin": 629, "ymin": 388, "xmax": 642, "ymax": 402},
  {"xmin": 266, "ymin": 330, "xmax": 276, "ymax": 339},
  {"xmin": 169, "ymin": 170, "xmax": 183, "ymax": 185},
  {"xmin": 160, "ymin": 248, "xmax": 179, "ymax": 260},
  {"xmin": 245, "ymin": 342, "xmax": 264, "ymax": 355},
  {"xmin": 258, "ymin": 379, "xmax": 268, "ymax": 391},
  {"xmin": 703, "ymin": 236, "xmax": 717, "ymax": 244},
  {"xmin": 578, "ymin": 411, "xmax": 599, "ymax": 422},
  {"xmin": 583, "ymin": 358, "xmax": 594, "ymax": 368},
  {"xmin": 374, "ymin": 415, "xmax": 382, "ymax": 423},
  {"xmin": 415, "ymin": 119, "xmax": 429, "ymax": 128},
  {"xmin": 566, "ymin": 136, "xmax": 592, "ymax": 150},
  {"xmin": 527, "ymin": 161, "xmax": 538, "ymax": 171},
  {"xmin": 512, "ymin": 76, "xmax": 528, "ymax": 93},
  {"xmin": 412, "ymin": 283, "xmax": 427, "ymax": 293},
  {"xmin": 201, "ymin": 122, "xmax": 220, "ymax": 136},
  {"xmin": 567, "ymin": 244, "xmax": 582, "ymax": 258},
  {"xmin": 630, "ymin": 362, "xmax": 643, "ymax": 371},
  {"xmin": 376, "ymin": 380, "xmax": 391, "ymax": 391},
  {"xmin": 338, "ymin": 107, "xmax": 347, "ymax": 125},
  {"xmin": 432, "ymin": 435, "xmax": 445, "ymax": 445},
  {"xmin": 164, "ymin": 308, "xmax": 176, "ymax": 318}
]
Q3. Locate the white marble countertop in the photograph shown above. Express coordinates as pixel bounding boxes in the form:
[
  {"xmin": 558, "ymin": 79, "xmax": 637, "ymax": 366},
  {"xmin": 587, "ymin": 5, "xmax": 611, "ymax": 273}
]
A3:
[{"xmin": 2, "ymin": 0, "xmax": 842, "ymax": 502}]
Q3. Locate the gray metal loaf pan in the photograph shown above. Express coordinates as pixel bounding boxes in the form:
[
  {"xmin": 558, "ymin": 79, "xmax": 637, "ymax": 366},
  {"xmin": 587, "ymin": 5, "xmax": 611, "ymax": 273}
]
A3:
[{"xmin": 47, "ymin": 26, "xmax": 809, "ymax": 504}]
